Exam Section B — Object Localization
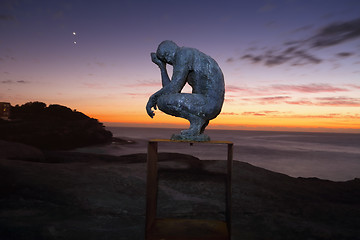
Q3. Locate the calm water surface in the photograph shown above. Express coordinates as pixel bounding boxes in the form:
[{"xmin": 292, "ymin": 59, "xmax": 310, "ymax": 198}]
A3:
[{"xmin": 74, "ymin": 127, "xmax": 360, "ymax": 181}]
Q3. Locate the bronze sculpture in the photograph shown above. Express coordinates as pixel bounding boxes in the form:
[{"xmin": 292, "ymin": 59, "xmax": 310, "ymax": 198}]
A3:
[{"xmin": 146, "ymin": 40, "xmax": 225, "ymax": 141}]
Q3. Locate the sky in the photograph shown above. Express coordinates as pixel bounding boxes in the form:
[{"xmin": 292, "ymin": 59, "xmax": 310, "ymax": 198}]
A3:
[{"xmin": 1, "ymin": 0, "xmax": 360, "ymax": 133}]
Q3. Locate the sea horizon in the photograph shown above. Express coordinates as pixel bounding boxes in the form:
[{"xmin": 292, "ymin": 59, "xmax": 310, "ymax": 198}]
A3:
[
  {"xmin": 74, "ymin": 126, "xmax": 360, "ymax": 182},
  {"xmin": 103, "ymin": 122, "xmax": 360, "ymax": 134}
]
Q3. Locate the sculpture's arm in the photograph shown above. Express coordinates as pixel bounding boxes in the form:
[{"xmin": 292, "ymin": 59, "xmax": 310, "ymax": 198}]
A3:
[
  {"xmin": 152, "ymin": 64, "xmax": 188, "ymax": 98},
  {"xmin": 151, "ymin": 53, "xmax": 170, "ymax": 87},
  {"xmin": 146, "ymin": 95, "xmax": 157, "ymax": 118},
  {"xmin": 146, "ymin": 63, "xmax": 188, "ymax": 118}
]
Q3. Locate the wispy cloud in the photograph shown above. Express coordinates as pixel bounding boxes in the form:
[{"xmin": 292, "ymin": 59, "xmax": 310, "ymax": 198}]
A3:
[
  {"xmin": 242, "ymin": 112, "xmax": 267, "ymax": 116},
  {"xmin": 336, "ymin": 52, "xmax": 354, "ymax": 58},
  {"xmin": 226, "ymin": 57, "xmax": 236, "ymax": 63},
  {"xmin": 242, "ymin": 111, "xmax": 282, "ymax": 116},
  {"xmin": 226, "ymin": 83, "xmax": 347, "ymax": 99},
  {"xmin": 286, "ymin": 96, "xmax": 360, "ymax": 107},
  {"xmin": 241, "ymin": 47, "xmax": 322, "ymax": 67},
  {"xmin": 309, "ymin": 18, "xmax": 360, "ymax": 48},
  {"xmin": 284, "ymin": 99, "xmax": 314, "ymax": 105},
  {"xmin": 270, "ymin": 83, "xmax": 348, "ymax": 93},
  {"xmin": 124, "ymin": 80, "xmax": 161, "ymax": 88},
  {"xmin": 221, "ymin": 112, "xmax": 239, "ymax": 115},
  {"xmin": 224, "ymin": 98, "xmax": 235, "ymax": 103},
  {"xmin": 231, "ymin": 18, "xmax": 360, "ymax": 67},
  {"xmin": 1, "ymin": 80, "xmax": 29, "ymax": 84},
  {"xmin": 347, "ymin": 84, "xmax": 360, "ymax": 90},
  {"xmin": 241, "ymin": 111, "xmax": 360, "ymax": 119},
  {"xmin": 1, "ymin": 80, "xmax": 12, "ymax": 84},
  {"xmin": 242, "ymin": 96, "xmax": 291, "ymax": 105},
  {"xmin": 126, "ymin": 92, "xmax": 150, "ymax": 97},
  {"xmin": 315, "ymin": 96, "xmax": 360, "ymax": 107},
  {"xmin": 0, "ymin": 55, "xmax": 16, "ymax": 62},
  {"xmin": 239, "ymin": 93, "xmax": 360, "ymax": 107},
  {"xmin": 16, "ymin": 80, "xmax": 28, "ymax": 84},
  {"xmin": 225, "ymin": 85, "xmax": 251, "ymax": 93}
]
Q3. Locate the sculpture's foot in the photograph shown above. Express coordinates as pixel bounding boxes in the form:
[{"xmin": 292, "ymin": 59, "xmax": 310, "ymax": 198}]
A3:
[{"xmin": 171, "ymin": 133, "xmax": 210, "ymax": 142}]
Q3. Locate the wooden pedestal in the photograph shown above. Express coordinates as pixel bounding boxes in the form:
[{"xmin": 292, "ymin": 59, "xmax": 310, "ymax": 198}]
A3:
[{"xmin": 145, "ymin": 139, "xmax": 233, "ymax": 240}]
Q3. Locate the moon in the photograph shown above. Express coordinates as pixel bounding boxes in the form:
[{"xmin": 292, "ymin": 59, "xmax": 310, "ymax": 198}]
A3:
[{"xmin": 73, "ymin": 32, "xmax": 76, "ymax": 35}]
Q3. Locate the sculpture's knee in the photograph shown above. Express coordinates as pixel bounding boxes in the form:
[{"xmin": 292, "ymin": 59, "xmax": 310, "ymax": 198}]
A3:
[
  {"xmin": 157, "ymin": 95, "xmax": 177, "ymax": 115},
  {"xmin": 157, "ymin": 94, "xmax": 188, "ymax": 118},
  {"xmin": 157, "ymin": 95, "xmax": 169, "ymax": 111}
]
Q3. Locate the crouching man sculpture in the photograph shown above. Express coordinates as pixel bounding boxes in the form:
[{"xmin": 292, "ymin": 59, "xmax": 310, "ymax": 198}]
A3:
[{"xmin": 146, "ymin": 40, "xmax": 225, "ymax": 141}]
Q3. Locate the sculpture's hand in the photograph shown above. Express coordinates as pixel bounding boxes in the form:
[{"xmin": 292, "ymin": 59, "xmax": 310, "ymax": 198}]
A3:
[
  {"xmin": 151, "ymin": 52, "xmax": 165, "ymax": 68},
  {"xmin": 146, "ymin": 95, "xmax": 157, "ymax": 118}
]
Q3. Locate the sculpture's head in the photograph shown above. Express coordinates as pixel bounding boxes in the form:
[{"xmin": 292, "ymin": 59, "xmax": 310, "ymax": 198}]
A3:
[{"xmin": 156, "ymin": 40, "xmax": 178, "ymax": 65}]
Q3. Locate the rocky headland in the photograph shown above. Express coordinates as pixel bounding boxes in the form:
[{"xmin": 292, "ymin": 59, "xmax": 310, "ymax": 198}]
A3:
[
  {"xmin": 1, "ymin": 102, "xmax": 359, "ymax": 239},
  {"xmin": 0, "ymin": 139, "xmax": 359, "ymax": 240},
  {"xmin": 0, "ymin": 101, "xmax": 113, "ymax": 150}
]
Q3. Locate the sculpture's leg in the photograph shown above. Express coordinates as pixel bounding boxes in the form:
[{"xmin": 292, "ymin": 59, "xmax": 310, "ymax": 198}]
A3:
[
  {"xmin": 157, "ymin": 93, "xmax": 211, "ymax": 141},
  {"xmin": 175, "ymin": 114, "xmax": 209, "ymax": 141},
  {"xmin": 200, "ymin": 120, "xmax": 209, "ymax": 134},
  {"xmin": 180, "ymin": 114, "xmax": 206, "ymax": 136}
]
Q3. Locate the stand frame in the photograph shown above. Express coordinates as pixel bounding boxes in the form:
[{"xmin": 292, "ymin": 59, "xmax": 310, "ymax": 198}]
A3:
[{"xmin": 145, "ymin": 139, "xmax": 233, "ymax": 240}]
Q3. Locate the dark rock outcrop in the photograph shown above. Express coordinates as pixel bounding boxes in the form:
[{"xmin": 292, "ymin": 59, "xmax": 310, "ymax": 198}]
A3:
[
  {"xmin": 0, "ymin": 147, "xmax": 359, "ymax": 240},
  {"xmin": 0, "ymin": 101, "xmax": 112, "ymax": 150}
]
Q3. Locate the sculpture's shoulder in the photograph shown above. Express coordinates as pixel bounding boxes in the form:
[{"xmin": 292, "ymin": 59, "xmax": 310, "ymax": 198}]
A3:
[
  {"xmin": 174, "ymin": 47, "xmax": 195, "ymax": 65},
  {"xmin": 175, "ymin": 47, "xmax": 218, "ymax": 70},
  {"xmin": 176, "ymin": 47, "xmax": 195, "ymax": 58}
]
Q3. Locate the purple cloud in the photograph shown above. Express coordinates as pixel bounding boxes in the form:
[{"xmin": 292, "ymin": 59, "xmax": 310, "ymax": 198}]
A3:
[
  {"xmin": 271, "ymin": 83, "xmax": 348, "ymax": 93},
  {"xmin": 221, "ymin": 112, "xmax": 239, "ymax": 115},
  {"xmin": 125, "ymin": 80, "xmax": 161, "ymax": 88},
  {"xmin": 315, "ymin": 96, "xmax": 360, "ymax": 107},
  {"xmin": 233, "ymin": 18, "xmax": 360, "ymax": 67},
  {"xmin": 241, "ymin": 111, "xmax": 360, "ymax": 119},
  {"xmin": 242, "ymin": 96, "xmax": 292, "ymax": 105},
  {"xmin": 1, "ymin": 80, "xmax": 29, "ymax": 84},
  {"xmin": 310, "ymin": 18, "xmax": 360, "ymax": 48}
]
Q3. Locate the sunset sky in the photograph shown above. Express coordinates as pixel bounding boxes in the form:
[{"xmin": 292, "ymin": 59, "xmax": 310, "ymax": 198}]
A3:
[{"xmin": 1, "ymin": 0, "xmax": 360, "ymax": 132}]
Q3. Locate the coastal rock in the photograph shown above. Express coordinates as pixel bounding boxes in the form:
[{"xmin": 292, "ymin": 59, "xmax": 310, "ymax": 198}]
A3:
[
  {"xmin": 0, "ymin": 151, "xmax": 359, "ymax": 240},
  {"xmin": 0, "ymin": 140, "xmax": 44, "ymax": 161},
  {"xmin": 0, "ymin": 102, "xmax": 113, "ymax": 150}
]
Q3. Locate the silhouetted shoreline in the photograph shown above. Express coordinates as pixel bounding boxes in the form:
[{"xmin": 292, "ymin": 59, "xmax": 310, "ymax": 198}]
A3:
[{"xmin": 0, "ymin": 102, "xmax": 113, "ymax": 150}]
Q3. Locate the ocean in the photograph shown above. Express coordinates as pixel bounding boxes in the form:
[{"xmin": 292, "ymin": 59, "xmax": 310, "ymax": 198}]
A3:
[{"xmin": 74, "ymin": 127, "xmax": 360, "ymax": 182}]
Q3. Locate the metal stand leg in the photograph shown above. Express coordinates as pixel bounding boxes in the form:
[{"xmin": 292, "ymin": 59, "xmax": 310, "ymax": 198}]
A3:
[
  {"xmin": 226, "ymin": 143, "xmax": 233, "ymax": 238},
  {"xmin": 145, "ymin": 139, "xmax": 233, "ymax": 240},
  {"xmin": 146, "ymin": 141, "xmax": 158, "ymax": 236}
]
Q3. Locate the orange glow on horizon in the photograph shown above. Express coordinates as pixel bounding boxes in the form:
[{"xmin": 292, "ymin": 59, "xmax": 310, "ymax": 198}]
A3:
[{"xmin": 89, "ymin": 111, "xmax": 360, "ymax": 133}]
